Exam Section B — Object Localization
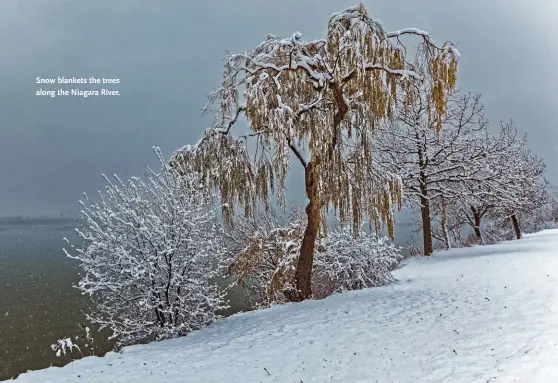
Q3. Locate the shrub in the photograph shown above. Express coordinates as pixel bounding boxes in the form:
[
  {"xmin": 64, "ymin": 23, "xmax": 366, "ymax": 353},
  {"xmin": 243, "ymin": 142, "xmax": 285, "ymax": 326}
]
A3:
[
  {"xmin": 312, "ymin": 227, "xmax": 402, "ymax": 299},
  {"xmin": 64, "ymin": 148, "xmax": 227, "ymax": 348}
]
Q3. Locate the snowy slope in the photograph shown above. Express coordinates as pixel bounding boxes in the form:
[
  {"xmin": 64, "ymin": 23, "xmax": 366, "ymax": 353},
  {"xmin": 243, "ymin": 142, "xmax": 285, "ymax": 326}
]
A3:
[{"xmin": 14, "ymin": 230, "xmax": 558, "ymax": 383}]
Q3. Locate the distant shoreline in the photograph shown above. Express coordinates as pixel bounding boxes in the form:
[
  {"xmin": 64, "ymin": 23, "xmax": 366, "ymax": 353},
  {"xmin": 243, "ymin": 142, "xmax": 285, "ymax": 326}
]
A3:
[{"xmin": 0, "ymin": 217, "xmax": 78, "ymax": 226}]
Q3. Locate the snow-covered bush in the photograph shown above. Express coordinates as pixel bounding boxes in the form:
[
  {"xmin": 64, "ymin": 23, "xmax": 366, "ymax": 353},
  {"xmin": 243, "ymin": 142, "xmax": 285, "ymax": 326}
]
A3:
[
  {"xmin": 225, "ymin": 207, "xmax": 402, "ymax": 306},
  {"xmin": 481, "ymin": 213, "xmax": 515, "ymax": 245},
  {"xmin": 312, "ymin": 227, "xmax": 402, "ymax": 299},
  {"xmin": 50, "ymin": 323, "xmax": 99, "ymax": 365},
  {"xmin": 63, "ymin": 147, "xmax": 227, "ymax": 348},
  {"xmin": 50, "ymin": 338, "xmax": 82, "ymax": 359}
]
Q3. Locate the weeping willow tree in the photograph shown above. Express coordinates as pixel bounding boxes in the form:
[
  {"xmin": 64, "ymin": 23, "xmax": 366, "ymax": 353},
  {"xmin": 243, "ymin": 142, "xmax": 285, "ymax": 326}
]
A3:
[{"xmin": 171, "ymin": 4, "xmax": 459, "ymax": 301}]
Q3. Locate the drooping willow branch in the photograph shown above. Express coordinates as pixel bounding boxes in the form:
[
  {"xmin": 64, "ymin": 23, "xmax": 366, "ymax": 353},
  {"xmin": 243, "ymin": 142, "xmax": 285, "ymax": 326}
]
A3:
[{"xmin": 171, "ymin": 3, "xmax": 459, "ymax": 234}]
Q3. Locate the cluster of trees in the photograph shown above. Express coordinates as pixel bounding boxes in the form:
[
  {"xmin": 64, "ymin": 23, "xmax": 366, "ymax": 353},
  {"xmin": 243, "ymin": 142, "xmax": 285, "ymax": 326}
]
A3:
[
  {"xmin": 374, "ymin": 89, "xmax": 553, "ymax": 254},
  {"xmin": 62, "ymin": 4, "xmax": 555, "ymax": 351},
  {"xmin": 63, "ymin": 147, "xmax": 402, "ymax": 349}
]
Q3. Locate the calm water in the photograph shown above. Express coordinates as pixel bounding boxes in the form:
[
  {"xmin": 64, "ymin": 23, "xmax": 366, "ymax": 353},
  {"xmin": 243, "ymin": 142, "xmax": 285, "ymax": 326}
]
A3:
[
  {"xmin": 0, "ymin": 218, "xmax": 415, "ymax": 380},
  {"xmin": 0, "ymin": 219, "xmax": 108, "ymax": 380}
]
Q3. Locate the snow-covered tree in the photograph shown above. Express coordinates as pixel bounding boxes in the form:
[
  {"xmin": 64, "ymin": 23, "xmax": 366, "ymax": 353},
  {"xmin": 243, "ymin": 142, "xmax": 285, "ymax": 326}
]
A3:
[
  {"xmin": 171, "ymin": 4, "xmax": 459, "ymax": 300},
  {"xmin": 375, "ymin": 91, "xmax": 487, "ymax": 254},
  {"xmin": 548, "ymin": 185, "xmax": 558, "ymax": 224},
  {"xmin": 504, "ymin": 149, "xmax": 547, "ymax": 239},
  {"xmin": 63, "ymin": 148, "xmax": 227, "ymax": 348},
  {"xmin": 516, "ymin": 189, "xmax": 554, "ymax": 235},
  {"xmin": 455, "ymin": 123, "xmax": 547, "ymax": 242},
  {"xmin": 421, "ymin": 121, "xmax": 549, "ymax": 245},
  {"xmin": 417, "ymin": 122, "xmax": 508, "ymax": 246}
]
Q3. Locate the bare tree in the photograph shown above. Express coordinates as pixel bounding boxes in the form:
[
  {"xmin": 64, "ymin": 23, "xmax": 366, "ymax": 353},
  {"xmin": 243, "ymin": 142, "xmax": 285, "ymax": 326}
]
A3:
[
  {"xmin": 426, "ymin": 121, "xmax": 548, "ymax": 245},
  {"xmin": 505, "ymin": 149, "xmax": 547, "ymax": 239},
  {"xmin": 171, "ymin": 4, "xmax": 459, "ymax": 300},
  {"xmin": 375, "ymin": 91, "xmax": 486, "ymax": 255},
  {"xmin": 457, "ymin": 123, "xmax": 546, "ymax": 241}
]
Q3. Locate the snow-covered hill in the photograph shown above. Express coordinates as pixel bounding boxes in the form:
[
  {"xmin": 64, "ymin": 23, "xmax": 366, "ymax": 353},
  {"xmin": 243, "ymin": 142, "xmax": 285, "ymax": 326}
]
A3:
[{"xmin": 14, "ymin": 230, "xmax": 558, "ymax": 383}]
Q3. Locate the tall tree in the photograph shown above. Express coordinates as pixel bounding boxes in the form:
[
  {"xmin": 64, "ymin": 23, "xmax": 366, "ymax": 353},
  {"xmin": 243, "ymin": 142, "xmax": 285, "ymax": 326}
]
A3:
[{"xmin": 172, "ymin": 4, "xmax": 459, "ymax": 300}]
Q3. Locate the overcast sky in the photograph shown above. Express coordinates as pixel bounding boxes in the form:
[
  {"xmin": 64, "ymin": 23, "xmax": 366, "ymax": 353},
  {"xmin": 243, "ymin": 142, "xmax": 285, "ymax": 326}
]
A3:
[{"xmin": 1, "ymin": 0, "xmax": 557, "ymax": 217}]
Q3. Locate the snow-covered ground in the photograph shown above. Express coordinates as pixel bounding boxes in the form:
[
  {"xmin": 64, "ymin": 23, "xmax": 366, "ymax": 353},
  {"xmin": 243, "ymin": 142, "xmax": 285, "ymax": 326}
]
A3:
[{"xmin": 14, "ymin": 230, "xmax": 558, "ymax": 383}]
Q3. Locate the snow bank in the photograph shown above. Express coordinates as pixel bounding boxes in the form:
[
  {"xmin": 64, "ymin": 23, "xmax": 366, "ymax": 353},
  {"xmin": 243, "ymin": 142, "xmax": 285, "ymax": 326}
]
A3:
[{"xmin": 14, "ymin": 230, "xmax": 558, "ymax": 382}]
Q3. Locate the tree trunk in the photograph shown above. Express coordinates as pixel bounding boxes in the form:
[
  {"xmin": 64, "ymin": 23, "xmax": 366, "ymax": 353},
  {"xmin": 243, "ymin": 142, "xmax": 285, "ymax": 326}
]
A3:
[
  {"xmin": 441, "ymin": 198, "xmax": 451, "ymax": 250},
  {"xmin": 471, "ymin": 206, "xmax": 482, "ymax": 243},
  {"xmin": 416, "ymin": 138, "xmax": 433, "ymax": 256},
  {"xmin": 511, "ymin": 212, "xmax": 521, "ymax": 239},
  {"xmin": 420, "ymin": 193, "xmax": 433, "ymax": 256},
  {"xmin": 288, "ymin": 81, "xmax": 347, "ymax": 302},
  {"xmin": 291, "ymin": 162, "xmax": 320, "ymax": 302}
]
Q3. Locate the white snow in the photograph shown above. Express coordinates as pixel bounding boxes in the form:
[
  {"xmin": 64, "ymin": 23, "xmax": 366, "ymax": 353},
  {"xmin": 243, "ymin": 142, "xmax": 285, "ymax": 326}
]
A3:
[
  {"xmin": 15, "ymin": 229, "xmax": 558, "ymax": 383},
  {"xmin": 387, "ymin": 28, "xmax": 431, "ymax": 38}
]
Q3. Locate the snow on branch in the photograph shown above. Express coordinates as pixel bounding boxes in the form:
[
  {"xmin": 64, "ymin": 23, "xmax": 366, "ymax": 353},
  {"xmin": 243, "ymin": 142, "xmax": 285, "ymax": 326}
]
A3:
[
  {"xmin": 50, "ymin": 338, "xmax": 82, "ymax": 358},
  {"xmin": 171, "ymin": 3, "xmax": 459, "ymax": 238},
  {"xmin": 387, "ymin": 28, "xmax": 431, "ymax": 39},
  {"xmin": 64, "ymin": 147, "xmax": 228, "ymax": 348}
]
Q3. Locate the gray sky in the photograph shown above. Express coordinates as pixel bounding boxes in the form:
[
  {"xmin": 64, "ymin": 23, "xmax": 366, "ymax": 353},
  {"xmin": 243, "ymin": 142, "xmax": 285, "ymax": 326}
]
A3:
[{"xmin": 1, "ymin": 0, "xmax": 557, "ymax": 217}]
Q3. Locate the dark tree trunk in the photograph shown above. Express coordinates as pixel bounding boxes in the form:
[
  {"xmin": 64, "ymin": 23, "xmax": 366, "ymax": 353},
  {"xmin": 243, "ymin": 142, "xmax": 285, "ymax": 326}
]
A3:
[
  {"xmin": 288, "ymin": 81, "xmax": 347, "ymax": 302},
  {"xmin": 290, "ymin": 162, "xmax": 320, "ymax": 302},
  {"xmin": 420, "ymin": 193, "xmax": 433, "ymax": 256},
  {"xmin": 511, "ymin": 212, "xmax": 521, "ymax": 239},
  {"xmin": 471, "ymin": 206, "xmax": 482, "ymax": 243},
  {"xmin": 417, "ymin": 141, "xmax": 432, "ymax": 256},
  {"xmin": 441, "ymin": 198, "xmax": 451, "ymax": 250}
]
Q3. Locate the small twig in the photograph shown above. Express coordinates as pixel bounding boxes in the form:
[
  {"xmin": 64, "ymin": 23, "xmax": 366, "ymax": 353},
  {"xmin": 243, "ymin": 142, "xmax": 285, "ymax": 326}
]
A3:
[{"xmin": 264, "ymin": 367, "xmax": 271, "ymax": 376}]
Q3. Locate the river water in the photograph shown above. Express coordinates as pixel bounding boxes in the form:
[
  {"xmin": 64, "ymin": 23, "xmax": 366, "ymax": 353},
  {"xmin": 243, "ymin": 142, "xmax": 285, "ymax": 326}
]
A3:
[
  {"xmin": 0, "ymin": 219, "xmax": 95, "ymax": 379},
  {"xmin": 0, "ymin": 217, "xmax": 415, "ymax": 380}
]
